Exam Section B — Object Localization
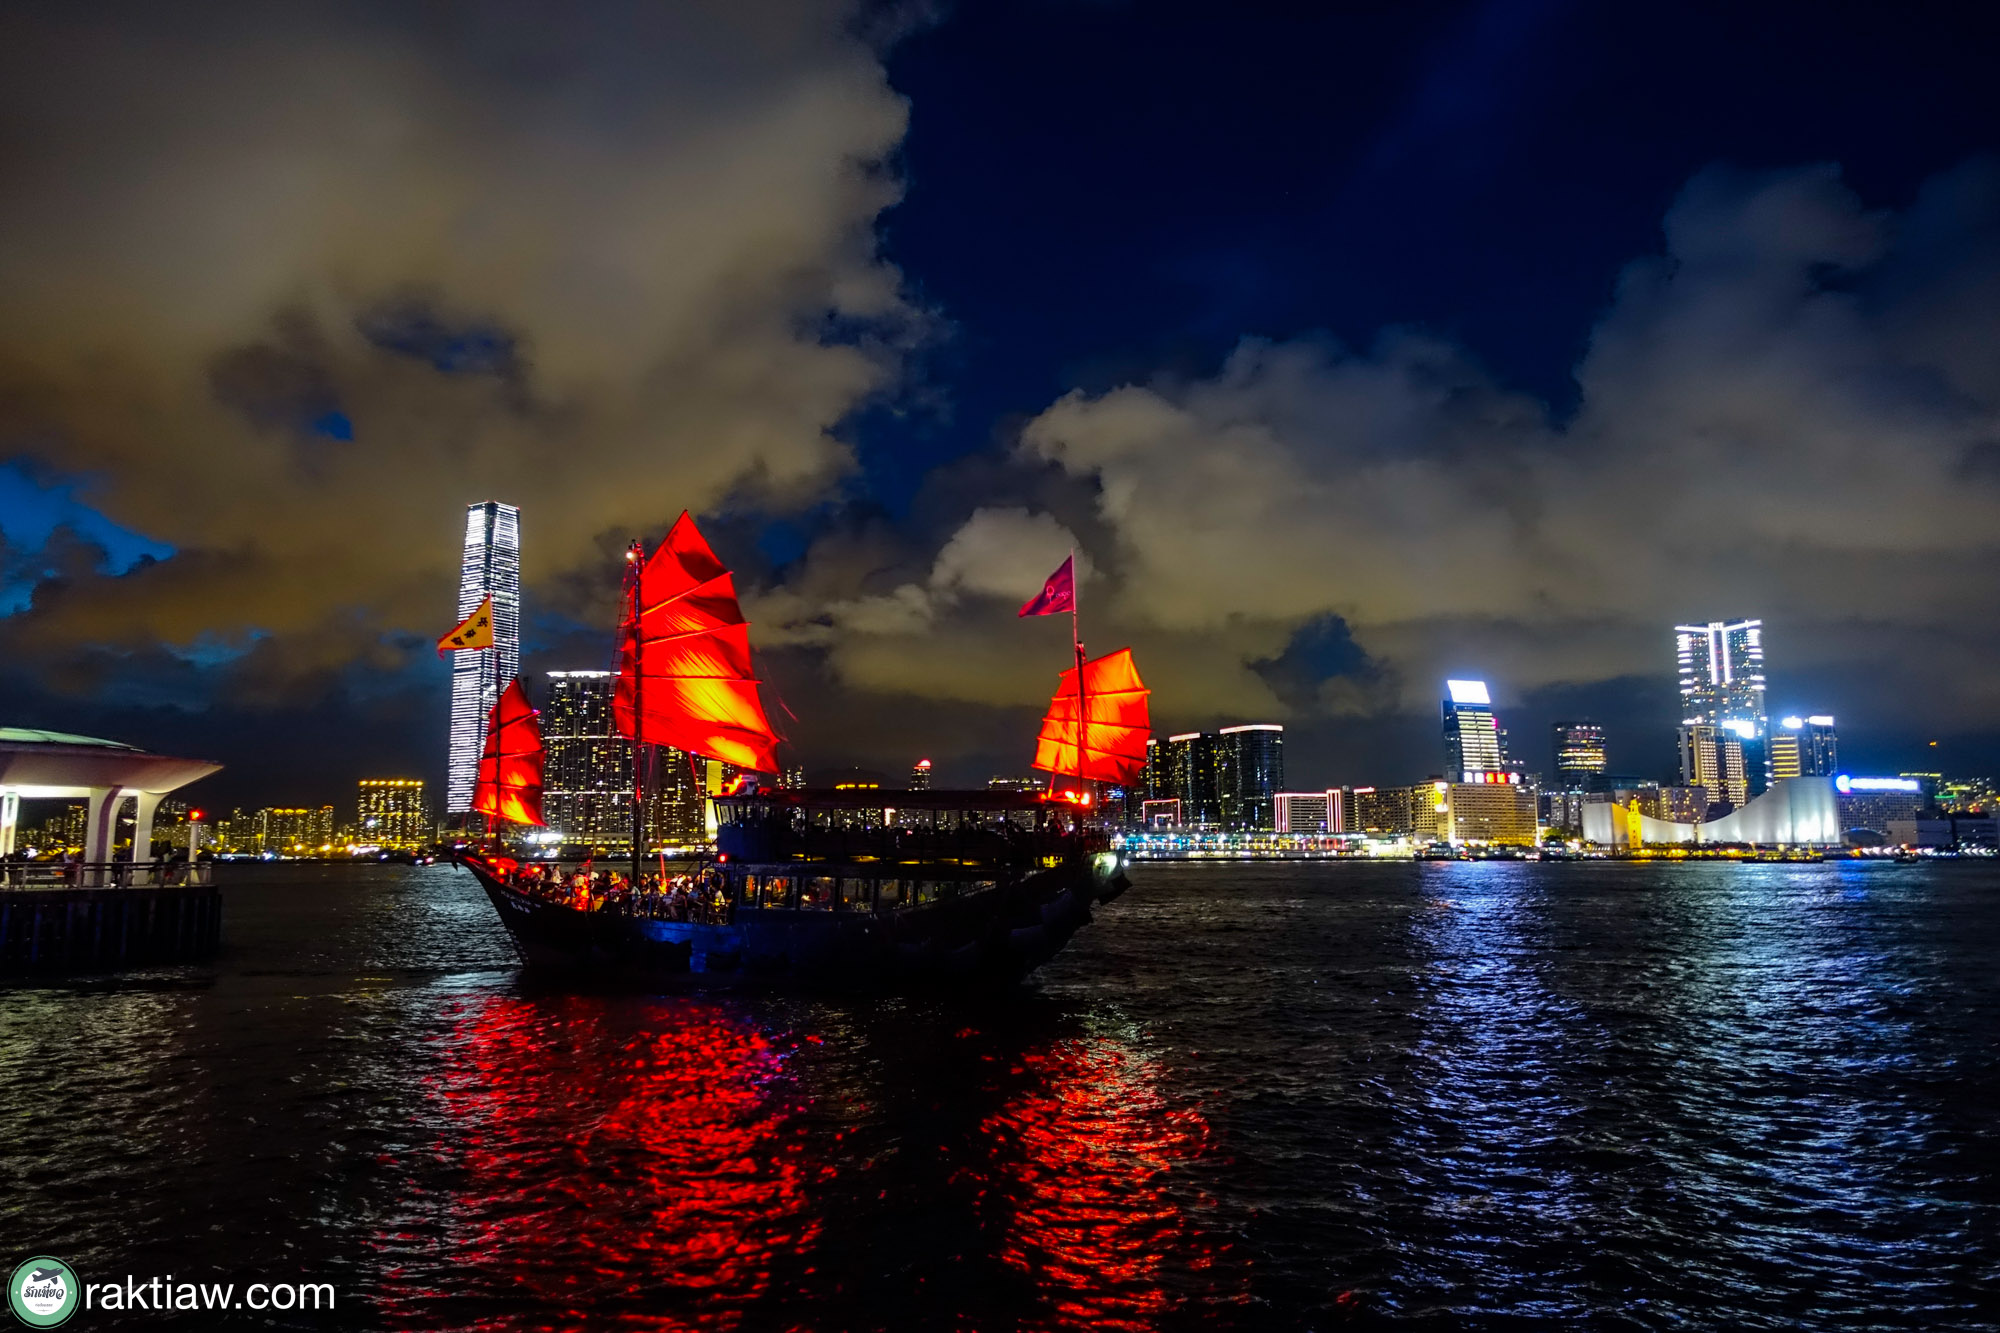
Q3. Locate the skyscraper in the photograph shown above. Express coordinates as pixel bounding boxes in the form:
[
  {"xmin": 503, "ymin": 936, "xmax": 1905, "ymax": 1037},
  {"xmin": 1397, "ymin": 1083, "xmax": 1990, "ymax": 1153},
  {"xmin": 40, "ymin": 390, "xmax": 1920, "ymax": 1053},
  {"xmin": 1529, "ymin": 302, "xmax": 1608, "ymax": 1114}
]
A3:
[
  {"xmin": 1218, "ymin": 724, "xmax": 1284, "ymax": 829},
  {"xmin": 1678, "ymin": 724, "xmax": 1748, "ymax": 811},
  {"xmin": 909, "ymin": 759, "xmax": 933, "ymax": 791},
  {"xmin": 357, "ymin": 779, "xmax": 430, "ymax": 849},
  {"xmin": 448, "ymin": 501, "xmax": 522, "ymax": 813},
  {"xmin": 1443, "ymin": 679, "xmax": 1506, "ymax": 779},
  {"xmin": 1161, "ymin": 732, "xmax": 1225, "ymax": 826},
  {"xmin": 541, "ymin": 670, "xmax": 706, "ymax": 848},
  {"xmin": 1676, "ymin": 620, "xmax": 1767, "ymax": 726},
  {"xmin": 1550, "ymin": 721, "xmax": 1607, "ymax": 781},
  {"xmin": 542, "ymin": 671, "xmax": 632, "ymax": 843},
  {"xmin": 1770, "ymin": 715, "xmax": 1838, "ymax": 779}
]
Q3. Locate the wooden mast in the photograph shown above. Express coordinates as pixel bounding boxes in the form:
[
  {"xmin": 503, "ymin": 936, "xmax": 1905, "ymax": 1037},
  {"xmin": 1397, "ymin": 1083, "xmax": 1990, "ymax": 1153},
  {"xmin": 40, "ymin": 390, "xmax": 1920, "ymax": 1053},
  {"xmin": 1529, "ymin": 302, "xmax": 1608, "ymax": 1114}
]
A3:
[{"xmin": 625, "ymin": 539, "xmax": 645, "ymax": 888}]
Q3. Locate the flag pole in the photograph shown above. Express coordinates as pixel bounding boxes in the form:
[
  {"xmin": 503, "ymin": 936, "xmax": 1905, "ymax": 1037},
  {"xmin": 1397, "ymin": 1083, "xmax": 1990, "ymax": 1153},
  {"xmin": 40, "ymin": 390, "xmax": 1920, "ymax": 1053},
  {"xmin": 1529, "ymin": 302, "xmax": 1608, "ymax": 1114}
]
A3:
[
  {"xmin": 626, "ymin": 540, "xmax": 645, "ymax": 891},
  {"xmin": 1071, "ymin": 548, "xmax": 1089, "ymax": 814}
]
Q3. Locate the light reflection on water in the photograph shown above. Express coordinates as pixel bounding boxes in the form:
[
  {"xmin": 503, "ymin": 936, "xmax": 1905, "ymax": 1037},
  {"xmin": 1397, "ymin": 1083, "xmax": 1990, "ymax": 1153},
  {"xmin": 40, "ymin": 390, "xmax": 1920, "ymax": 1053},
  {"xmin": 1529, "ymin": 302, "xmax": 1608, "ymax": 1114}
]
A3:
[{"xmin": 0, "ymin": 859, "xmax": 1994, "ymax": 1330}]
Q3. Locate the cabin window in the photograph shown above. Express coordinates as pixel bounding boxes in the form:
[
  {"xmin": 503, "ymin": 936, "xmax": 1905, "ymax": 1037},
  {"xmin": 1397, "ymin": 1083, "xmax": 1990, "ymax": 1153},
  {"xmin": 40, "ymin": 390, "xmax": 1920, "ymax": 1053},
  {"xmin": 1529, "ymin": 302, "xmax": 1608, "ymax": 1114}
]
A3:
[
  {"xmin": 754, "ymin": 875, "xmax": 795, "ymax": 909},
  {"xmin": 877, "ymin": 879, "xmax": 903, "ymax": 909},
  {"xmin": 802, "ymin": 875, "xmax": 837, "ymax": 910},
  {"xmin": 839, "ymin": 877, "xmax": 871, "ymax": 910}
]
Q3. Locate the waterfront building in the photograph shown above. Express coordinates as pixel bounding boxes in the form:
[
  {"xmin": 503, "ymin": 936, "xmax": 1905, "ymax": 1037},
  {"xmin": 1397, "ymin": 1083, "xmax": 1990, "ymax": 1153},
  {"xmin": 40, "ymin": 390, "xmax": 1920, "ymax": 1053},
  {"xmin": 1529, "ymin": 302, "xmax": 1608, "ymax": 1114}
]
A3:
[
  {"xmin": 213, "ymin": 808, "xmax": 255, "ymax": 854},
  {"xmin": 1273, "ymin": 790, "xmax": 1342, "ymax": 834},
  {"xmin": 986, "ymin": 776, "xmax": 1041, "ymax": 792},
  {"xmin": 1430, "ymin": 776, "xmax": 1537, "ymax": 846},
  {"xmin": 1676, "ymin": 618, "xmax": 1768, "ymax": 789},
  {"xmin": 1442, "ymin": 680, "xmax": 1506, "ymax": 779},
  {"xmin": 1835, "ymin": 775, "xmax": 1927, "ymax": 844},
  {"xmin": 1161, "ymin": 732, "xmax": 1225, "ymax": 827},
  {"xmin": 779, "ymin": 765, "xmax": 806, "ymax": 790},
  {"xmin": 253, "ymin": 806, "xmax": 334, "ymax": 855},
  {"xmin": 909, "ymin": 759, "xmax": 933, "ymax": 791},
  {"xmin": 1770, "ymin": 715, "xmax": 1838, "ymax": 779},
  {"xmin": 1584, "ymin": 776, "xmax": 1840, "ymax": 847},
  {"xmin": 1679, "ymin": 724, "xmax": 1748, "ymax": 811},
  {"xmin": 1660, "ymin": 785, "xmax": 1709, "ymax": 823},
  {"xmin": 447, "ymin": 501, "xmax": 523, "ymax": 814},
  {"xmin": 1551, "ymin": 721, "xmax": 1607, "ymax": 780},
  {"xmin": 1346, "ymin": 785, "xmax": 1415, "ymax": 837},
  {"xmin": 1139, "ymin": 797, "xmax": 1182, "ymax": 828},
  {"xmin": 358, "ymin": 779, "xmax": 430, "ymax": 849},
  {"xmin": 1218, "ymin": 724, "xmax": 1283, "ymax": 829},
  {"xmin": 542, "ymin": 671, "xmax": 632, "ymax": 844}
]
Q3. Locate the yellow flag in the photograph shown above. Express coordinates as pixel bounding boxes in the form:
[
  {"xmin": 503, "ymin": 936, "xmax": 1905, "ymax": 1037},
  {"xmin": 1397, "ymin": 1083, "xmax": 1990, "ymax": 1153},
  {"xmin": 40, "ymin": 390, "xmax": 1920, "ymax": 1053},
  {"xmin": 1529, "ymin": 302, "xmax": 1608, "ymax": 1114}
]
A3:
[{"xmin": 438, "ymin": 596, "xmax": 495, "ymax": 655}]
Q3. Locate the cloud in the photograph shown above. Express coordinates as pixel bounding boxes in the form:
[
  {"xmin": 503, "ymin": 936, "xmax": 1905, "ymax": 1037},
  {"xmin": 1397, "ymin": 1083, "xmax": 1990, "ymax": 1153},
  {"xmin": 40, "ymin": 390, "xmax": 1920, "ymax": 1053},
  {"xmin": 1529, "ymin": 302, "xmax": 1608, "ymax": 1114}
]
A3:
[
  {"xmin": 0, "ymin": 0, "xmax": 920, "ymax": 681},
  {"xmin": 781, "ymin": 160, "xmax": 2000, "ymax": 748}
]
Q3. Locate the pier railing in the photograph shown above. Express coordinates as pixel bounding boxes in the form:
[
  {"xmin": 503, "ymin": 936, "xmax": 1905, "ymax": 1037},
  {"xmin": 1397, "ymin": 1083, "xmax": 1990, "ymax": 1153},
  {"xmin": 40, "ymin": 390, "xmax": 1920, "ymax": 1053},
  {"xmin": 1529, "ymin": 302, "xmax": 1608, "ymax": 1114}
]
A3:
[{"xmin": 0, "ymin": 860, "xmax": 216, "ymax": 891}]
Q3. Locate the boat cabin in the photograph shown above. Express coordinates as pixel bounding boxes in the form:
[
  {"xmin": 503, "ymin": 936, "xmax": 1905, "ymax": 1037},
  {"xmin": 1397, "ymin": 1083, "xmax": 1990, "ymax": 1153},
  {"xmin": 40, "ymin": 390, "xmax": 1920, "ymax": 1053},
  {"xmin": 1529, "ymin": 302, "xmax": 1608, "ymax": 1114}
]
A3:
[{"xmin": 713, "ymin": 787, "xmax": 1098, "ymax": 871}]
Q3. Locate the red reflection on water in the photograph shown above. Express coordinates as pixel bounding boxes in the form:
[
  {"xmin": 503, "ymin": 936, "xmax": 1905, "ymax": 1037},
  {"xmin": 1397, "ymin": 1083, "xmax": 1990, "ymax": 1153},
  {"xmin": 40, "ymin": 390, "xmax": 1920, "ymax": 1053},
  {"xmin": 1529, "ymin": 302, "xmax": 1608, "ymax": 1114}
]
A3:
[
  {"xmin": 979, "ymin": 1037, "xmax": 1230, "ymax": 1330},
  {"xmin": 376, "ymin": 994, "xmax": 819, "ymax": 1332}
]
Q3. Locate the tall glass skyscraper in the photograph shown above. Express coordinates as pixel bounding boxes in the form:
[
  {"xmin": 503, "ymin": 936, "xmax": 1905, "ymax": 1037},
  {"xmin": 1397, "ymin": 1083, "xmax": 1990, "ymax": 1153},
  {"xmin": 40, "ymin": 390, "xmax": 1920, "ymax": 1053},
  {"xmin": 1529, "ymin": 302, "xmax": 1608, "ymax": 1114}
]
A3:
[
  {"xmin": 1675, "ymin": 619, "xmax": 1767, "ymax": 732},
  {"xmin": 1218, "ymin": 724, "xmax": 1284, "ymax": 830},
  {"xmin": 1675, "ymin": 619, "xmax": 1768, "ymax": 793},
  {"xmin": 447, "ymin": 501, "xmax": 522, "ymax": 813},
  {"xmin": 538, "ymin": 669, "xmax": 705, "ymax": 848},
  {"xmin": 1443, "ymin": 679, "xmax": 1506, "ymax": 779}
]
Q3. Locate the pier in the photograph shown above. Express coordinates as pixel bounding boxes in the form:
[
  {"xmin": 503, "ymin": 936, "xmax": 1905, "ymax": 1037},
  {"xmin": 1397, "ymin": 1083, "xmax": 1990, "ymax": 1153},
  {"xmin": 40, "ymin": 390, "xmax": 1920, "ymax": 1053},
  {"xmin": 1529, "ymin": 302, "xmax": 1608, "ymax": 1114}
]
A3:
[{"xmin": 0, "ymin": 863, "xmax": 221, "ymax": 974}]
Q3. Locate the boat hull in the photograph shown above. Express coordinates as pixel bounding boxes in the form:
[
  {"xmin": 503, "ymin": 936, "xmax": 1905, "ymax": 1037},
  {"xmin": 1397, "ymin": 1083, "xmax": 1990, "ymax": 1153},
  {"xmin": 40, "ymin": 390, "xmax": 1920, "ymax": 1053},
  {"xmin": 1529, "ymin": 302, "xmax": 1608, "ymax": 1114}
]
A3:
[{"xmin": 464, "ymin": 855, "xmax": 1128, "ymax": 990}]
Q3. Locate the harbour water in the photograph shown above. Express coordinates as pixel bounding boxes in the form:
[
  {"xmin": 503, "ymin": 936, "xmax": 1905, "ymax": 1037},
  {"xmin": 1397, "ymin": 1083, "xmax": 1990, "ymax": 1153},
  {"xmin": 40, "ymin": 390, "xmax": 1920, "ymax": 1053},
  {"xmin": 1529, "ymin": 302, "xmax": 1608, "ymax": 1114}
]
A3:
[{"xmin": 2, "ymin": 860, "xmax": 1996, "ymax": 1330}]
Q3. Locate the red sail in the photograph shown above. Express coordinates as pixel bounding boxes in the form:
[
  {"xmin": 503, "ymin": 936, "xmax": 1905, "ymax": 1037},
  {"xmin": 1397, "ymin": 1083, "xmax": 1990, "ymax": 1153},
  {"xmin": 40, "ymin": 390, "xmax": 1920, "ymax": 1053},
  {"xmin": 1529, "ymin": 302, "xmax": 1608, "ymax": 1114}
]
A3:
[
  {"xmin": 614, "ymin": 512, "xmax": 782, "ymax": 774},
  {"xmin": 474, "ymin": 678, "xmax": 547, "ymax": 827},
  {"xmin": 1033, "ymin": 648, "xmax": 1151, "ymax": 784}
]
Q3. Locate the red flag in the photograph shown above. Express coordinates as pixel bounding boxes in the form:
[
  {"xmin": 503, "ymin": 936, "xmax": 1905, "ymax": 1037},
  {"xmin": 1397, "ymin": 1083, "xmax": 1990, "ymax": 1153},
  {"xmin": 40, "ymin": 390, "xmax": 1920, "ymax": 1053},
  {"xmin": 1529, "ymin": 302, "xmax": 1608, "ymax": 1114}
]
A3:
[{"xmin": 1018, "ymin": 556, "xmax": 1076, "ymax": 618}]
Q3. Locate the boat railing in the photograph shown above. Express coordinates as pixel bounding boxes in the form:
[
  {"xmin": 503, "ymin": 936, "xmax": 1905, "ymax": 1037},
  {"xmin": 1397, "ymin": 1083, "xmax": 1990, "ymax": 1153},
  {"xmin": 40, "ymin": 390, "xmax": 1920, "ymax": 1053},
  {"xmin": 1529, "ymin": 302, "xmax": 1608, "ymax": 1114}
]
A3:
[
  {"xmin": 716, "ymin": 822, "xmax": 1094, "ymax": 869},
  {"xmin": 0, "ymin": 860, "xmax": 216, "ymax": 891}
]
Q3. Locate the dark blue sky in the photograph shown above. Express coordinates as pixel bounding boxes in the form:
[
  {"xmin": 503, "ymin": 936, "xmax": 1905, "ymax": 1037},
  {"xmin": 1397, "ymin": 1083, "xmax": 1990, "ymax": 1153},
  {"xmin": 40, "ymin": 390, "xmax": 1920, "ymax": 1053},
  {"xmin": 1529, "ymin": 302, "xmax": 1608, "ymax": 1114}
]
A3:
[{"xmin": 842, "ymin": 0, "xmax": 1998, "ymax": 503}]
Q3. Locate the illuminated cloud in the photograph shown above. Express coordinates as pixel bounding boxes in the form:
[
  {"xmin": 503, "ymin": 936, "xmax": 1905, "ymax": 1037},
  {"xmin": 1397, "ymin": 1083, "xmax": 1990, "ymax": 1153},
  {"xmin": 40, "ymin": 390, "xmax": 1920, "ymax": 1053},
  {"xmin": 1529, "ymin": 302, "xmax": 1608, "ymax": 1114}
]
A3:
[
  {"xmin": 0, "ymin": 0, "xmax": 919, "ymax": 680},
  {"xmin": 786, "ymin": 161, "xmax": 2000, "ymax": 743}
]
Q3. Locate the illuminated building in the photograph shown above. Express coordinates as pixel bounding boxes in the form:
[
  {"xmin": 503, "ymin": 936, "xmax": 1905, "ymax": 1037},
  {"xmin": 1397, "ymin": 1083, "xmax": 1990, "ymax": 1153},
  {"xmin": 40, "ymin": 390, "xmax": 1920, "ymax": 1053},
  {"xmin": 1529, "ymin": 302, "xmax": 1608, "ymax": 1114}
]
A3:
[
  {"xmin": 909, "ymin": 759, "xmax": 933, "ymax": 791},
  {"xmin": 542, "ymin": 671, "xmax": 633, "ymax": 844},
  {"xmin": 1273, "ymin": 790, "xmax": 1342, "ymax": 834},
  {"xmin": 255, "ymin": 806, "xmax": 333, "ymax": 854},
  {"xmin": 1218, "ymin": 724, "xmax": 1284, "ymax": 829},
  {"xmin": 1413, "ymin": 773, "xmax": 1537, "ymax": 845},
  {"xmin": 1551, "ymin": 721, "xmax": 1607, "ymax": 780},
  {"xmin": 447, "ymin": 501, "xmax": 523, "ymax": 813},
  {"xmin": 1678, "ymin": 724, "xmax": 1748, "ymax": 811},
  {"xmin": 1676, "ymin": 618, "xmax": 1768, "ymax": 789},
  {"xmin": 1835, "ymin": 774, "xmax": 1926, "ymax": 843},
  {"xmin": 1346, "ymin": 786, "xmax": 1414, "ymax": 837},
  {"xmin": 1442, "ymin": 680, "xmax": 1506, "ymax": 779},
  {"xmin": 1161, "ymin": 732, "xmax": 1225, "ymax": 827},
  {"xmin": 1583, "ymin": 776, "xmax": 1840, "ymax": 847},
  {"xmin": 986, "ymin": 776, "xmax": 1042, "ymax": 792},
  {"xmin": 1770, "ymin": 715, "xmax": 1838, "ymax": 779},
  {"xmin": 358, "ymin": 779, "xmax": 430, "ymax": 849}
]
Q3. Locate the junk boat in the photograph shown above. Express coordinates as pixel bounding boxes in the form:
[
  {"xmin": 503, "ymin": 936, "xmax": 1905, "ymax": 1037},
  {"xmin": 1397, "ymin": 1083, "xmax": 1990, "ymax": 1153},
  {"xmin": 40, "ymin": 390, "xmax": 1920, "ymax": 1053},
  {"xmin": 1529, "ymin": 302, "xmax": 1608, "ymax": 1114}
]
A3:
[{"xmin": 451, "ymin": 514, "xmax": 1148, "ymax": 988}]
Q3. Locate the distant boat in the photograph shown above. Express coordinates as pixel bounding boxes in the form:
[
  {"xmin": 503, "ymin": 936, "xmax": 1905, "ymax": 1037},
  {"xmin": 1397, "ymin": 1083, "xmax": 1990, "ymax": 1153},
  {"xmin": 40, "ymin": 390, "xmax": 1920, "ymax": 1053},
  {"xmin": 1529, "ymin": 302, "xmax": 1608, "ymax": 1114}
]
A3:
[{"xmin": 457, "ymin": 513, "xmax": 1144, "ymax": 988}]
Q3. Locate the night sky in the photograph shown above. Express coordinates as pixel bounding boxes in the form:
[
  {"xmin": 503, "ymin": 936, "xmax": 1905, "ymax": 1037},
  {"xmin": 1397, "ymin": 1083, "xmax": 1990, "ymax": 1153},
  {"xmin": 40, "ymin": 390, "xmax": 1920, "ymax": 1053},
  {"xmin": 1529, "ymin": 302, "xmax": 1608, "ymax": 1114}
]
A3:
[{"xmin": 3, "ymin": 0, "xmax": 1999, "ymax": 810}]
